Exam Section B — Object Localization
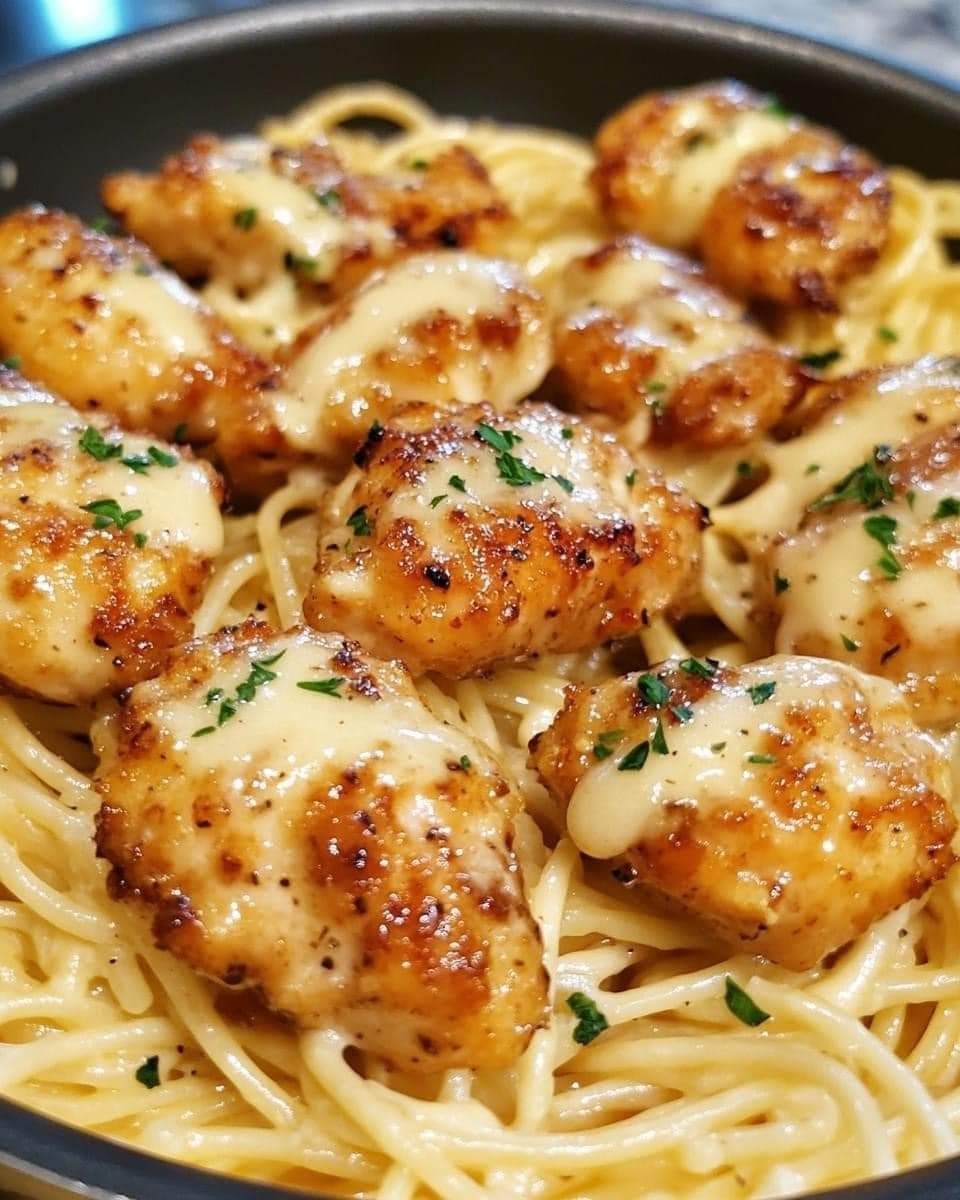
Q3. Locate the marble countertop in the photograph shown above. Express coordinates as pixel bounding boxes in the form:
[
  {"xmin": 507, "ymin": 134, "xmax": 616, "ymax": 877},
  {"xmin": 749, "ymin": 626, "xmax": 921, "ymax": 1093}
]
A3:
[{"xmin": 0, "ymin": 0, "xmax": 957, "ymax": 84}]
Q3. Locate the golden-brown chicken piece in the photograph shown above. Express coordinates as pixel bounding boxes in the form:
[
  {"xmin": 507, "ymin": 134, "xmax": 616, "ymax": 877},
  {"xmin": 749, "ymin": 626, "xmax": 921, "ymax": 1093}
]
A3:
[
  {"xmin": 304, "ymin": 401, "xmax": 703, "ymax": 677},
  {"xmin": 592, "ymin": 81, "xmax": 890, "ymax": 309},
  {"xmin": 0, "ymin": 206, "xmax": 301, "ymax": 497},
  {"xmin": 714, "ymin": 358, "xmax": 960, "ymax": 550},
  {"xmin": 280, "ymin": 252, "xmax": 552, "ymax": 460},
  {"xmin": 103, "ymin": 134, "xmax": 507, "ymax": 295},
  {"xmin": 531, "ymin": 654, "xmax": 955, "ymax": 970},
  {"xmin": 0, "ymin": 367, "xmax": 224, "ymax": 704},
  {"xmin": 551, "ymin": 237, "xmax": 809, "ymax": 445},
  {"xmin": 94, "ymin": 622, "xmax": 547, "ymax": 1071},
  {"xmin": 769, "ymin": 423, "xmax": 960, "ymax": 726}
]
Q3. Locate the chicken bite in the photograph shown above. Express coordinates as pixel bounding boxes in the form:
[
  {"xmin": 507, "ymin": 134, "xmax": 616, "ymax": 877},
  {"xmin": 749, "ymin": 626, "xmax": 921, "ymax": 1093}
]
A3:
[
  {"xmin": 592, "ymin": 81, "xmax": 890, "ymax": 309},
  {"xmin": 551, "ymin": 236, "xmax": 809, "ymax": 446},
  {"xmin": 531, "ymin": 654, "xmax": 955, "ymax": 970},
  {"xmin": 769, "ymin": 423, "xmax": 960, "ymax": 726},
  {"xmin": 279, "ymin": 252, "xmax": 551, "ymax": 461},
  {"xmin": 102, "ymin": 134, "xmax": 508, "ymax": 296},
  {"xmin": 94, "ymin": 622, "xmax": 547, "ymax": 1072},
  {"xmin": 0, "ymin": 206, "xmax": 301, "ymax": 497},
  {"xmin": 0, "ymin": 368, "xmax": 224, "ymax": 704},
  {"xmin": 304, "ymin": 401, "xmax": 703, "ymax": 677}
]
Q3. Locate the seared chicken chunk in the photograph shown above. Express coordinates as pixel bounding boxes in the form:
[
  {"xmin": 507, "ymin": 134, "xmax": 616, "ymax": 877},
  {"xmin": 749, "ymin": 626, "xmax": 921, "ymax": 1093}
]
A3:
[
  {"xmin": 592, "ymin": 81, "xmax": 890, "ymax": 309},
  {"xmin": 94, "ymin": 622, "xmax": 547, "ymax": 1071},
  {"xmin": 280, "ymin": 252, "xmax": 551, "ymax": 461},
  {"xmin": 715, "ymin": 358, "xmax": 960, "ymax": 550},
  {"xmin": 551, "ymin": 237, "xmax": 808, "ymax": 446},
  {"xmin": 305, "ymin": 402, "xmax": 703, "ymax": 677},
  {"xmin": 103, "ymin": 134, "xmax": 507, "ymax": 295},
  {"xmin": 531, "ymin": 654, "xmax": 955, "ymax": 970},
  {"xmin": 770, "ymin": 423, "xmax": 960, "ymax": 725},
  {"xmin": 0, "ymin": 207, "xmax": 300, "ymax": 497},
  {"xmin": 0, "ymin": 368, "xmax": 223, "ymax": 704}
]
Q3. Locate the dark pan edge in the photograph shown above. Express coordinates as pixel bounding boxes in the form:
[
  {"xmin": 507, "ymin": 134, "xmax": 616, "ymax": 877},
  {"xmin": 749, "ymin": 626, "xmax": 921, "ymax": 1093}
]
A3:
[{"xmin": 0, "ymin": 2, "xmax": 957, "ymax": 1199}]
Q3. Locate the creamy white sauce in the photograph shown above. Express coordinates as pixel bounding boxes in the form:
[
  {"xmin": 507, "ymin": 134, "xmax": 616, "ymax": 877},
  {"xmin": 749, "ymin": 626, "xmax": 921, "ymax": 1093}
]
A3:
[{"xmin": 79, "ymin": 266, "xmax": 212, "ymax": 360}]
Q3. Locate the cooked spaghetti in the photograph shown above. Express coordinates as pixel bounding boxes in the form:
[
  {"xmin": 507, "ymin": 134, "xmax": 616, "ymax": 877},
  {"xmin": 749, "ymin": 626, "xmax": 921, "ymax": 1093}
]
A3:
[{"xmin": 0, "ymin": 82, "xmax": 959, "ymax": 1200}]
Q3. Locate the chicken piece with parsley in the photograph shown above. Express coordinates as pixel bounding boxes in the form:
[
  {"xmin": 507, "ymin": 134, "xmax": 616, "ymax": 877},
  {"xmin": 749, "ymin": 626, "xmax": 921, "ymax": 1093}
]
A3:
[
  {"xmin": 0, "ymin": 366, "xmax": 224, "ymax": 704},
  {"xmin": 531, "ymin": 654, "xmax": 955, "ymax": 969},
  {"xmin": 304, "ymin": 401, "xmax": 703, "ymax": 677},
  {"xmin": 94, "ymin": 621, "xmax": 548, "ymax": 1072}
]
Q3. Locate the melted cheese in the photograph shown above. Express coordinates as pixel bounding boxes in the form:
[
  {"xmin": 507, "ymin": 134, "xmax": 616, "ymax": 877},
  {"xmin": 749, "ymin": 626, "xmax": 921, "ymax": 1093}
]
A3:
[
  {"xmin": 566, "ymin": 656, "xmax": 905, "ymax": 860},
  {"xmin": 665, "ymin": 110, "xmax": 793, "ymax": 246},
  {"xmin": 0, "ymin": 400, "xmax": 224, "ymax": 554},
  {"xmin": 715, "ymin": 361, "xmax": 960, "ymax": 548},
  {"xmin": 775, "ymin": 474, "xmax": 960, "ymax": 663},
  {"xmin": 280, "ymin": 254, "xmax": 550, "ymax": 453}
]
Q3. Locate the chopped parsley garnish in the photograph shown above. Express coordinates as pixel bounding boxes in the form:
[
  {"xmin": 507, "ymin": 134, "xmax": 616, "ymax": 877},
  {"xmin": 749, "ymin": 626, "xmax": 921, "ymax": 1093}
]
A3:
[
  {"xmin": 710, "ymin": 741, "xmax": 726, "ymax": 754},
  {"xmin": 133, "ymin": 263, "xmax": 153, "ymax": 277},
  {"xmin": 81, "ymin": 498, "xmax": 143, "ymax": 531},
  {"xmin": 736, "ymin": 461, "xmax": 756, "ymax": 478},
  {"xmin": 684, "ymin": 131, "xmax": 708, "ymax": 152},
  {"xmin": 297, "ymin": 677, "xmax": 345, "ymax": 696},
  {"xmin": 651, "ymin": 716, "xmax": 669, "ymax": 756},
  {"xmin": 746, "ymin": 753, "xmax": 776, "ymax": 765},
  {"xmin": 773, "ymin": 570, "xmax": 790, "ymax": 595},
  {"xmin": 593, "ymin": 729, "xmax": 624, "ymax": 760},
  {"xmin": 934, "ymin": 497, "xmax": 960, "ymax": 520},
  {"xmin": 449, "ymin": 474, "xmax": 467, "ymax": 493},
  {"xmin": 637, "ymin": 672, "xmax": 670, "ymax": 707},
  {"xmin": 863, "ymin": 514, "xmax": 903, "ymax": 579},
  {"xmin": 135, "ymin": 1055, "xmax": 161, "ymax": 1089},
  {"xmin": 805, "ymin": 463, "xmax": 821, "ymax": 476},
  {"xmin": 671, "ymin": 704, "xmax": 694, "ymax": 724},
  {"xmin": 147, "ymin": 445, "xmax": 178, "ymax": 468},
  {"xmin": 283, "ymin": 250, "xmax": 319, "ymax": 273},
  {"xmin": 173, "ymin": 423, "xmax": 189, "ymax": 444},
  {"xmin": 194, "ymin": 651, "xmax": 286, "ymax": 735},
  {"xmin": 906, "ymin": 490, "xmax": 917, "ymax": 510},
  {"xmin": 799, "ymin": 347, "xmax": 842, "ymax": 370},
  {"xmin": 810, "ymin": 446, "xmax": 894, "ymax": 511},
  {"xmin": 561, "ymin": 427, "xmax": 574, "ymax": 440},
  {"xmin": 618, "ymin": 741, "xmax": 650, "ymax": 772},
  {"xmin": 679, "ymin": 656, "xmax": 717, "ymax": 680},
  {"xmin": 552, "ymin": 474, "xmax": 574, "ymax": 494},
  {"xmin": 459, "ymin": 755, "xmax": 471, "ymax": 771},
  {"xmin": 233, "ymin": 207, "xmax": 258, "ymax": 230},
  {"xmin": 646, "ymin": 380, "xmax": 667, "ymax": 394},
  {"xmin": 625, "ymin": 470, "xmax": 637, "ymax": 489},
  {"xmin": 410, "ymin": 158, "xmax": 429, "ymax": 171},
  {"xmin": 747, "ymin": 681, "xmax": 776, "ymax": 706},
  {"xmin": 79, "ymin": 426, "xmax": 122, "ymax": 461},
  {"xmin": 429, "ymin": 494, "xmax": 447, "ymax": 509},
  {"xmin": 497, "ymin": 452, "xmax": 546, "ymax": 487},
  {"xmin": 876, "ymin": 325, "xmax": 899, "ymax": 343},
  {"xmin": 315, "ymin": 188, "xmax": 342, "ymax": 211},
  {"xmin": 566, "ymin": 992, "xmax": 609, "ymax": 1045},
  {"xmin": 134, "ymin": 532, "xmax": 149, "ymax": 549},
  {"xmin": 763, "ymin": 97, "xmax": 791, "ymax": 118},
  {"xmin": 841, "ymin": 633, "xmax": 860, "ymax": 652},
  {"xmin": 90, "ymin": 215, "xmax": 114, "ymax": 233},
  {"xmin": 724, "ymin": 977, "xmax": 770, "ymax": 1027},
  {"xmin": 346, "ymin": 505, "xmax": 373, "ymax": 536},
  {"xmin": 475, "ymin": 422, "xmax": 522, "ymax": 453},
  {"xmin": 2, "ymin": 355, "xmax": 20, "ymax": 370}
]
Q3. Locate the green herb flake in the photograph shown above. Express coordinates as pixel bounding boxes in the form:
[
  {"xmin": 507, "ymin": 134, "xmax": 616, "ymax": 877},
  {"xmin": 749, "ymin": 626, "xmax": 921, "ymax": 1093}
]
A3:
[
  {"xmin": 458, "ymin": 755, "xmax": 471, "ymax": 771},
  {"xmin": 646, "ymin": 380, "xmax": 667, "ymax": 394},
  {"xmin": 710, "ymin": 741, "xmax": 726, "ymax": 754},
  {"xmin": 196, "ymin": 650, "xmax": 287, "ymax": 736},
  {"xmin": 315, "ymin": 188, "xmax": 342, "ymax": 211},
  {"xmin": 449, "ymin": 474, "xmax": 467, "ymax": 493},
  {"xmin": 134, "ymin": 532, "xmax": 149, "ymax": 549},
  {"xmin": 90, "ymin": 215, "xmax": 114, "ymax": 233},
  {"xmin": 121, "ymin": 454, "xmax": 151, "ymax": 475},
  {"xmin": 747, "ymin": 753, "xmax": 776, "ymax": 765},
  {"xmin": 148, "ymin": 445, "xmax": 178, "ymax": 468},
  {"xmin": 204, "ymin": 688, "xmax": 225, "ymax": 706},
  {"xmin": 876, "ymin": 548, "xmax": 903, "ymax": 579},
  {"xmin": 552, "ymin": 473, "xmax": 574, "ymax": 494},
  {"xmin": 763, "ymin": 97, "xmax": 791, "ymax": 118},
  {"xmin": 173, "ymin": 423, "xmax": 189, "ymax": 444},
  {"xmin": 475, "ymin": 422, "xmax": 522, "ymax": 453},
  {"xmin": 283, "ymin": 250, "xmax": 319, "ymax": 273},
  {"xmin": 679, "ymin": 656, "xmax": 717, "ymax": 680},
  {"xmin": 651, "ymin": 716, "xmax": 669, "ymax": 756},
  {"xmin": 429, "ymin": 494, "xmax": 447, "ymax": 509},
  {"xmin": 906, "ymin": 489, "xmax": 917, "ymax": 510},
  {"xmin": 625, "ymin": 469, "xmax": 637, "ymax": 489},
  {"xmin": 297, "ymin": 677, "xmax": 345, "ymax": 697},
  {"xmin": 747, "ymin": 681, "xmax": 776, "ymax": 706},
  {"xmin": 876, "ymin": 325, "xmax": 899, "ymax": 343},
  {"xmin": 133, "ymin": 263, "xmax": 153, "ymax": 277},
  {"xmin": 773, "ymin": 570, "xmax": 790, "ymax": 595},
  {"xmin": 841, "ymin": 633, "xmax": 860, "ymax": 652},
  {"xmin": 192, "ymin": 726, "xmax": 216, "ymax": 738},
  {"xmin": 561, "ymin": 427, "xmax": 574, "ymax": 440},
  {"xmin": 346, "ymin": 506, "xmax": 373, "ymax": 537},
  {"xmin": 497, "ymin": 452, "xmax": 546, "ymax": 487},
  {"xmin": 799, "ymin": 347, "xmax": 842, "ymax": 370},
  {"xmin": 78, "ymin": 426, "xmax": 122, "ymax": 462},
  {"xmin": 2, "ymin": 356, "xmax": 21, "ymax": 371},
  {"xmin": 863, "ymin": 514, "xmax": 903, "ymax": 579},
  {"xmin": 566, "ymin": 992, "xmax": 609, "ymax": 1045},
  {"xmin": 670, "ymin": 704, "xmax": 694, "ymax": 724},
  {"xmin": 410, "ymin": 158, "xmax": 429, "ymax": 171},
  {"xmin": 736, "ymin": 461, "xmax": 756, "ymax": 478},
  {"xmin": 724, "ymin": 976, "xmax": 770, "ymax": 1027},
  {"xmin": 593, "ymin": 729, "xmax": 625, "ymax": 760},
  {"xmin": 810, "ymin": 446, "xmax": 894, "ymax": 511},
  {"xmin": 637, "ymin": 673, "xmax": 670, "ymax": 707},
  {"xmin": 81, "ymin": 498, "xmax": 143, "ymax": 531},
  {"xmin": 804, "ymin": 463, "xmax": 821, "ymax": 476},
  {"xmin": 934, "ymin": 497, "xmax": 960, "ymax": 520},
  {"xmin": 233, "ymin": 207, "xmax": 258, "ymax": 231},
  {"xmin": 617, "ymin": 741, "xmax": 650, "ymax": 772},
  {"xmin": 135, "ymin": 1055, "xmax": 161, "ymax": 1089}
]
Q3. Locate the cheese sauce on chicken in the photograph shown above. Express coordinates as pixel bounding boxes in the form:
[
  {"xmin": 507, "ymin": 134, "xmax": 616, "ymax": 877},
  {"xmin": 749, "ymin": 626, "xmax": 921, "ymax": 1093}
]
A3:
[
  {"xmin": 531, "ymin": 654, "xmax": 956, "ymax": 970},
  {"xmin": 94, "ymin": 623, "xmax": 547, "ymax": 1072},
  {"xmin": 305, "ymin": 401, "xmax": 703, "ymax": 677},
  {"xmin": 0, "ymin": 370, "xmax": 223, "ymax": 703}
]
